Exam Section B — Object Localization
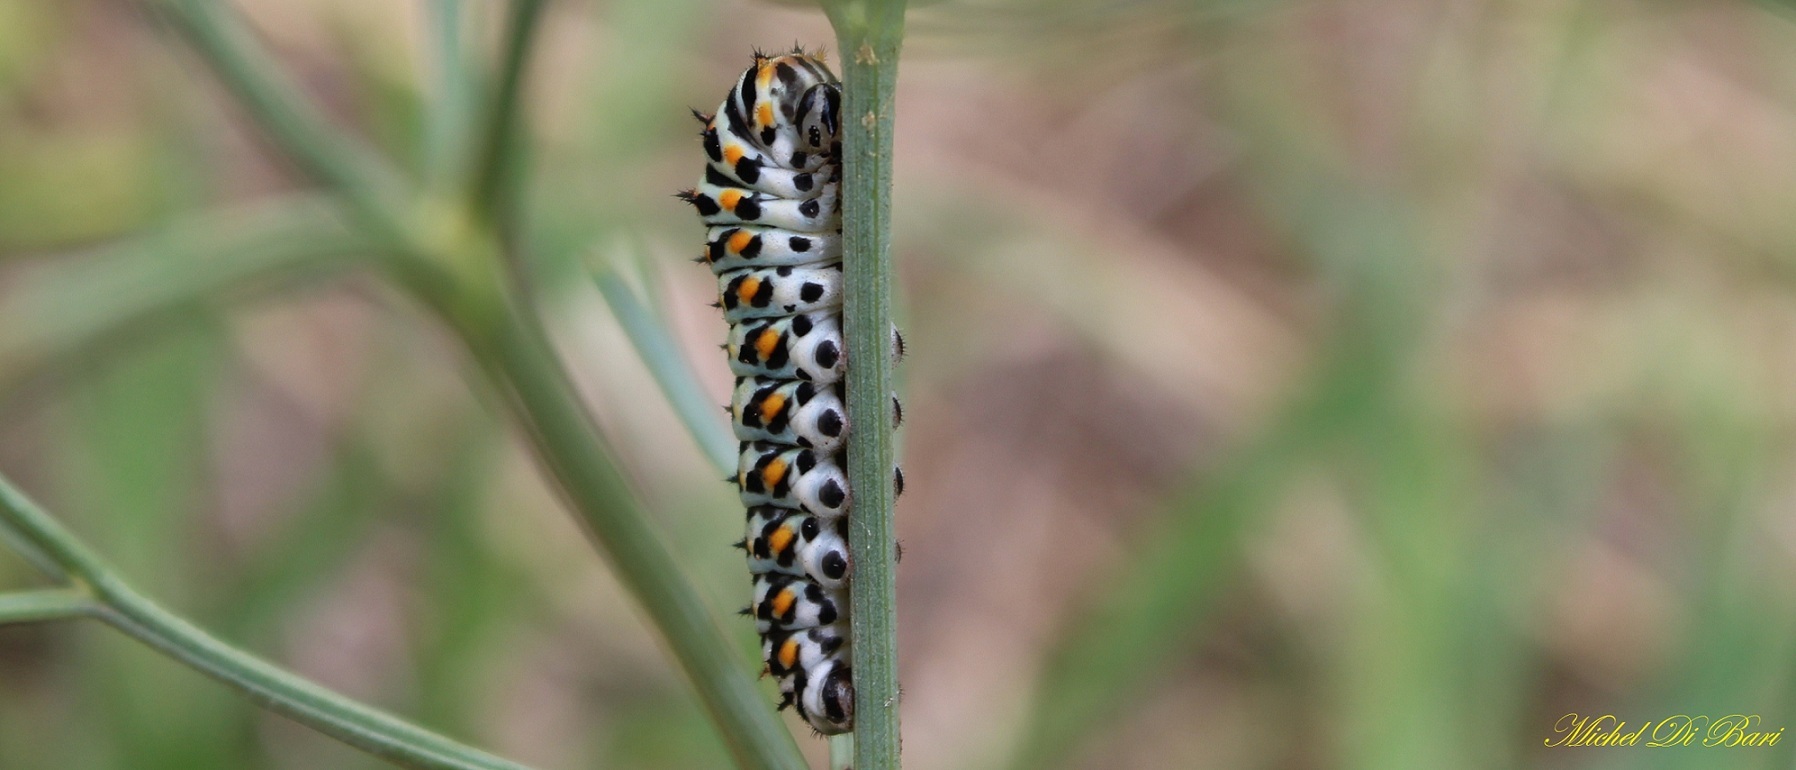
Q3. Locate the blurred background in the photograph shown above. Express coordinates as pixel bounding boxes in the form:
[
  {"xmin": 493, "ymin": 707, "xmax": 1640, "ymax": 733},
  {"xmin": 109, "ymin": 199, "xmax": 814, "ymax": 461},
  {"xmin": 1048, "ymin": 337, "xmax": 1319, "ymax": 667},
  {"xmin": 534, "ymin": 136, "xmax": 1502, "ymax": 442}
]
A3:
[{"xmin": 3, "ymin": 0, "xmax": 1796, "ymax": 768}]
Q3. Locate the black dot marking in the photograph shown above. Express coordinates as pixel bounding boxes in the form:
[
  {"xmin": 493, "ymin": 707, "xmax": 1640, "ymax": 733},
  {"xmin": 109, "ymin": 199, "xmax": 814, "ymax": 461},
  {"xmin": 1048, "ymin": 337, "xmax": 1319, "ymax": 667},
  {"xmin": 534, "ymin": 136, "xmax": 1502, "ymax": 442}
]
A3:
[
  {"xmin": 722, "ymin": 99, "xmax": 749, "ymax": 136},
  {"xmin": 777, "ymin": 265, "xmax": 793, "ymax": 276},
  {"xmin": 795, "ymin": 382, "xmax": 816, "ymax": 402},
  {"xmin": 799, "ymin": 199, "xmax": 821, "ymax": 218},
  {"xmin": 815, "ymin": 601, "xmax": 836, "ymax": 625},
  {"xmin": 821, "ymin": 88, "xmax": 841, "ymax": 136},
  {"xmin": 766, "ymin": 335, "xmax": 790, "ymax": 369},
  {"xmin": 790, "ymin": 151, "xmax": 809, "ymax": 167},
  {"xmin": 817, "ymin": 409, "xmax": 843, "ymax": 438},
  {"xmin": 703, "ymin": 129, "xmax": 722, "ymax": 162},
  {"xmin": 737, "ymin": 73, "xmax": 756, "ymax": 118},
  {"xmin": 800, "ymin": 517, "xmax": 819, "ymax": 539},
  {"xmin": 794, "ymin": 174, "xmax": 814, "ymax": 192},
  {"xmin": 814, "ymin": 340, "xmax": 838, "ymax": 369},
  {"xmin": 783, "ymin": 304, "xmax": 797, "ymax": 313},
  {"xmin": 821, "ymin": 552, "xmax": 847, "ymax": 579},
  {"xmin": 704, "ymin": 165, "xmax": 736, "ymax": 187},
  {"xmin": 790, "ymin": 314, "xmax": 813, "ymax": 336},
  {"xmin": 795, "ymin": 449, "xmax": 816, "ymax": 474},
  {"xmin": 736, "ymin": 196, "xmax": 763, "ymax": 220},
  {"xmin": 751, "ymin": 277, "xmax": 775, "ymax": 307},
  {"xmin": 800, "ymin": 282, "xmax": 825, "ymax": 302},
  {"xmin": 692, "ymin": 194, "xmax": 720, "ymax": 216},
  {"xmin": 739, "ymin": 234, "xmax": 762, "ymax": 260},
  {"xmin": 708, "ymin": 233, "xmax": 731, "ymax": 263},
  {"xmin": 735, "ymin": 157, "xmax": 762, "ymax": 184},
  {"xmin": 775, "ymin": 62, "xmax": 800, "ymax": 104},
  {"xmin": 818, "ymin": 479, "xmax": 844, "ymax": 509},
  {"xmin": 789, "ymin": 235, "xmax": 812, "ymax": 252},
  {"xmin": 760, "ymin": 126, "xmax": 778, "ymax": 146}
]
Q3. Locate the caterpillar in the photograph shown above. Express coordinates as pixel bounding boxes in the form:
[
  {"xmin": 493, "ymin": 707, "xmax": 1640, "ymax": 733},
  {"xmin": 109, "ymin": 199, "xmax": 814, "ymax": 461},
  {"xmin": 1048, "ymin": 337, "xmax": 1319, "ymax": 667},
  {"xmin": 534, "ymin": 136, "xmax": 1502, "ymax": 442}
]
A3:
[{"xmin": 683, "ymin": 48, "xmax": 857, "ymax": 736}]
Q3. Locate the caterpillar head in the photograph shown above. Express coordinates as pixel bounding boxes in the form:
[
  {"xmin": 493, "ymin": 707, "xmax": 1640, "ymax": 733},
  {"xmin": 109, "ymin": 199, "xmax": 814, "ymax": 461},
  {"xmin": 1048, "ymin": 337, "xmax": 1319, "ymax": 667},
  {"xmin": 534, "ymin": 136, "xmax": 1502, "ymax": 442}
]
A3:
[
  {"xmin": 795, "ymin": 84, "xmax": 841, "ymax": 153},
  {"xmin": 799, "ymin": 661, "xmax": 855, "ymax": 735}
]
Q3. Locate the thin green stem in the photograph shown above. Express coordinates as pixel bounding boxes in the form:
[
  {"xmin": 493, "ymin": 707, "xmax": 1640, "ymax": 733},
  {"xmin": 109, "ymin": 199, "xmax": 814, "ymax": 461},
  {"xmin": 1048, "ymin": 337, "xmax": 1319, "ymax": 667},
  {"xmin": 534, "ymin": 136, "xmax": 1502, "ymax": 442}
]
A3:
[
  {"xmin": 0, "ymin": 588, "xmax": 94, "ymax": 625},
  {"xmin": 823, "ymin": 3, "xmax": 908, "ymax": 768},
  {"xmin": 594, "ymin": 268, "xmax": 735, "ymax": 475},
  {"xmin": 155, "ymin": 0, "xmax": 411, "ymax": 242},
  {"xmin": 829, "ymin": 734, "xmax": 855, "ymax": 770},
  {"xmin": 423, "ymin": 0, "xmax": 476, "ymax": 191},
  {"xmin": 468, "ymin": 0, "xmax": 550, "ymax": 232},
  {"xmin": 0, "ymin": 475, "xmax": 536, "ymax": 770},
  {"xmin": 431, "ymin": 277, "xmax": 806, "ymax": 770},
  {"xmin": 0, "ymin": 197, "xmax": 373, "ymax": 401}
]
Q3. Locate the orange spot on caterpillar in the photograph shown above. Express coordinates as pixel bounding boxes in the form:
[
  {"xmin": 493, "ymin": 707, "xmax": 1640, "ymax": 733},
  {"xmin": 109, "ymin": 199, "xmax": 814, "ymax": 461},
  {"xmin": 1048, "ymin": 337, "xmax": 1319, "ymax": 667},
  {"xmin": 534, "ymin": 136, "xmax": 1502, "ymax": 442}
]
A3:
[
  {"xmin": 720, "ymin": 189, "xmax": 743, "ymax": 211},
  {"xmin": 778, "ymin": 638, "xmax": 800, "ymax": 669},
  {"xmin": 768, "ymin": 524, "xmax": 795, "ymax": 556},
  {"xmin": 770, "ymin": 587, "xmax": 797, "ymax": 617},
  {"xmin": 762, "ymin": 457, "xmax": 789, "ymax": 488},
  {"xmin": 735, "ymin": 276, "xmax": 762, "ymax": 304},
  {"xmin": 754, "ymin": 328, "xmax": 781, "ymax": 361},
  {"xmin": 758, "ymin": 392, "xmax": 788, "ymax": 424},
  {"xmin": 756, "ymin": 102, "xmax": 774, "ymax": 127},
  {"xmin": 727, "ymin": 229, "xmax": 754, "ymax": 254},
  {"xmin": 724, "ymin": 145, "xmax": 745, "ymax": 164}
]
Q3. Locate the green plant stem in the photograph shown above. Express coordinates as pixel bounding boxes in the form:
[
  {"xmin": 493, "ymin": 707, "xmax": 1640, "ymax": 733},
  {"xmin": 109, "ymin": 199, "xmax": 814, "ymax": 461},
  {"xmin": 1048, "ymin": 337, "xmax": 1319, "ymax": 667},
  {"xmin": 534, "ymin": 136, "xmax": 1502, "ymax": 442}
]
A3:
[
  {"xmin": 468, "ymin": 0, "xmax": 549, "ymax": 231},
  {"xmin": 0, "ymin": 475, "xmax": 537, "ymax": 770},
  {"xmin": 594, "ymin": 269, "xmax": 735, "ymax": 475},
  {"xmin": 0, "ymin": 588, "xmax": 94, "ymax": 624},
  {"xmin": 0, "ymin": 198, "xmax": 372, "ymax": 399},
  {"xmin": 829, "ymin": 734, "xmax": 855, "ymax": 770},
  {"xmin": 423, "ymin": 0, "xmax": 476, "ymax": 191},
  {"xmin": 823, "ymin": 3, "xmax": 907, "ymax": 767},
  {"xmin": 155, "ymin": 0, "xmax": 411, "ymax": 242},
  {"xmin": 428, "ymin": 276, "xmax": 804, "ymax": 770}
]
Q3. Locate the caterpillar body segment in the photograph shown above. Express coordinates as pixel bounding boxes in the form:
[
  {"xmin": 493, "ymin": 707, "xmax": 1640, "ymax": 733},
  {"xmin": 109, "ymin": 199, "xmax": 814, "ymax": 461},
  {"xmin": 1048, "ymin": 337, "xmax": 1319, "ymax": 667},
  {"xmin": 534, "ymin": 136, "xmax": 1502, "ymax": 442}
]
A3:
[
  {"xmin": 726, "ymin": 312, "xmax": 846, "ymax": 383},
  {"xmin": 686, "ymin": 180, "xmax": 841, "ymax": 231},
  {"xmin": 703, "ymin": 225, "xmax": 842, "ymax": 273},
  {"xmin": 737, "ymin": 442, "xmax": 850, "ymax": 517},
  {"xmin": 744, "ymin": 506, "xmax": 852, "ymax": 589},
  {"xmin": 750, "ymin": 572, "xmax": 846, "ymax": 635},
  {"xmin": 717, "ymin": 263, "xmax": 844, "ymax": 323},
  {"xmin": 729, "ymin": 376, "xmax": 848, "ymax": 452}
]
